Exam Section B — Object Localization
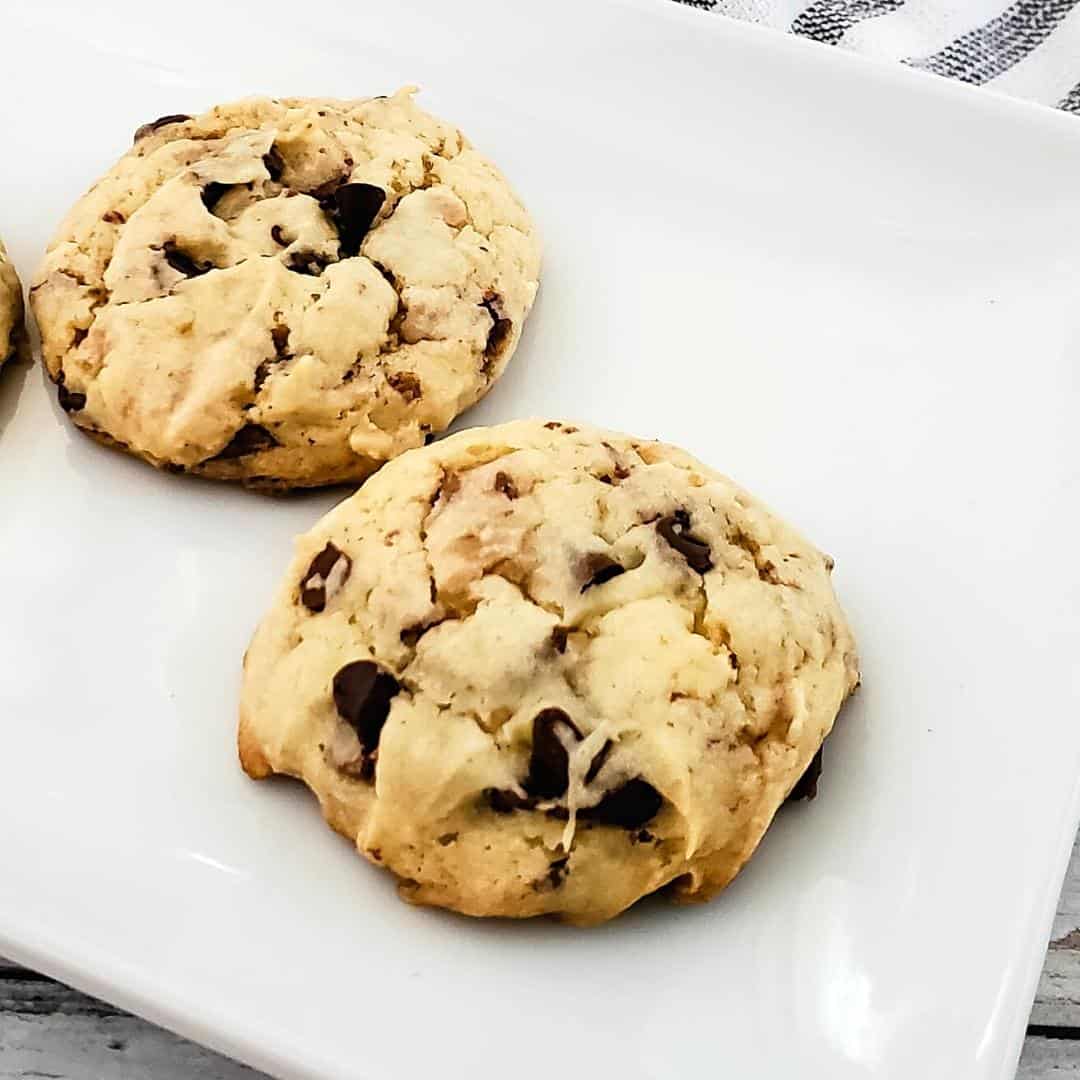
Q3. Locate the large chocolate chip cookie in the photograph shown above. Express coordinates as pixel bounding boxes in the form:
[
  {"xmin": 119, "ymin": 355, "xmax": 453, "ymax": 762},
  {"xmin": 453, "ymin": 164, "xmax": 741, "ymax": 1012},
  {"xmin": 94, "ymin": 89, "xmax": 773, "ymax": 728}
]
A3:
[
  {"xmin": 239, "ymin": 420, "xmax": 859, "ymax": 924},
  {"xmin": 31, "ymin": 89, "xmax": 540, "ymax": 488}
]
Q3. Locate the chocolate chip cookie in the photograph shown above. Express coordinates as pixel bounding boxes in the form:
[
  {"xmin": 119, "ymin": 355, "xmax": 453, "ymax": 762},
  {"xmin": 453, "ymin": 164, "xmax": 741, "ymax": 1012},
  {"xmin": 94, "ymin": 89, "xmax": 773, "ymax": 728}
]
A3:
[
  {"xmin": 31, "ymin": 90, "xmax": 540, "ymax": 488},
  {"xmin": 239, "ymin": 420, "xmax": 859, "ymax": 924},
  {"xmin": 0, "ymin": 239, "xmax": 23, "ymax": 370}
]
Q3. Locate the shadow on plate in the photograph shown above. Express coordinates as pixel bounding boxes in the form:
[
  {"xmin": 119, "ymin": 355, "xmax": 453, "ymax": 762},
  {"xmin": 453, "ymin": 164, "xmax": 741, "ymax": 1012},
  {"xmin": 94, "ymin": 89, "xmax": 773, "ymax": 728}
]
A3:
[{"xmin": 0, "ymin": 349, "xmax": 33, "ymax": 444}]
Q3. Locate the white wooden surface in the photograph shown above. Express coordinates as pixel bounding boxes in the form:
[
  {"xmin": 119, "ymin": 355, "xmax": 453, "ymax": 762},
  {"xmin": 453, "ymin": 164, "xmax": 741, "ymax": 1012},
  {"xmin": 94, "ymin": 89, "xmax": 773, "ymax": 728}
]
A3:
[{"xmin": 2, "ymin": 835, "xmax": 1079, "ymax": 1078}]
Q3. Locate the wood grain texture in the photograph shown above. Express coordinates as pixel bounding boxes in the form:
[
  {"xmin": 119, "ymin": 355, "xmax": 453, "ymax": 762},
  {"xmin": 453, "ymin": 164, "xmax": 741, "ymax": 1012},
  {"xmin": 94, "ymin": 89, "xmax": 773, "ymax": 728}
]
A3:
[
  {"xmin": 1018, "ymin": 1036, "xmax": 1080, "ymax": 1079},
  {"xmin": 3, "ymin": 835, "xmax": 1080, "ymax": 1079},
  {"xmin": 0, "ymin": 970, "xmax": 261, "ymax": 1079}
]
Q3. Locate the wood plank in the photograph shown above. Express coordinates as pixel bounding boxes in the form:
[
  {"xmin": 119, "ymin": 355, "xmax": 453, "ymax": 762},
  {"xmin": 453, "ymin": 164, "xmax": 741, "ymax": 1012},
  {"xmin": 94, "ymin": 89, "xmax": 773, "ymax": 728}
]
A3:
[
  {"xmin": 1018, "ymin": 1036, "xmax": 1080, "ymax": 1078},
  {"xmin": 0, "ymin": 977, "xmax": 261, "ymax": 1079},
  {"xmin": 1033, "ymin": 836, "xmax": 1080, "ymax": 1028}
]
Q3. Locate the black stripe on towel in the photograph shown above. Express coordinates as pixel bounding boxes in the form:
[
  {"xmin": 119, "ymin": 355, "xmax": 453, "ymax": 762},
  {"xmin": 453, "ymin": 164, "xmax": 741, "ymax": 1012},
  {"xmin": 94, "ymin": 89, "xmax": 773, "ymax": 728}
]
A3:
[
  {"xmin": 1058, "ymin": 80, "xmax": 1080, "ymax": 111},
  {"xmin": 792, "ymin": 0, "xmax": 905, "ymax": 44},
  {"xmin": 904, "ymin": 0, "xmax": 1079, "ymax": 84}
]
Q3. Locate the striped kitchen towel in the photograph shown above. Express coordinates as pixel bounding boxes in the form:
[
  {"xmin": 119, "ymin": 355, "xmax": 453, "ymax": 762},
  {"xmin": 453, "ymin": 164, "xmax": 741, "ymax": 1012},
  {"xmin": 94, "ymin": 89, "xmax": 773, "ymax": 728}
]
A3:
[{"xmin": 675, "ymin": 0, "xmax": 1080, "ymax": 110}]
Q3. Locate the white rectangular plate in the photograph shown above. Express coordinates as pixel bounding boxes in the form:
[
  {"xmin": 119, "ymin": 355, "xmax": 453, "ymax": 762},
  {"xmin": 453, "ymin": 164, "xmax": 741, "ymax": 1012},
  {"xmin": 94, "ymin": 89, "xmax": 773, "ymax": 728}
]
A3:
[{"xmin": 3, "ymin": 2, "xmax": 1080, "ymax": 1077}]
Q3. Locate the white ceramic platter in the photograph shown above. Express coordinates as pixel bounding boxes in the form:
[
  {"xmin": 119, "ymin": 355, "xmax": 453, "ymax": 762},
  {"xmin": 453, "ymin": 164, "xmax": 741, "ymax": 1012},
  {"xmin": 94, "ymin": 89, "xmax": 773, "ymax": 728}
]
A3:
[{"xmin": 3, "ymin": 1, "xmax": 1080, "ymax": 1077}]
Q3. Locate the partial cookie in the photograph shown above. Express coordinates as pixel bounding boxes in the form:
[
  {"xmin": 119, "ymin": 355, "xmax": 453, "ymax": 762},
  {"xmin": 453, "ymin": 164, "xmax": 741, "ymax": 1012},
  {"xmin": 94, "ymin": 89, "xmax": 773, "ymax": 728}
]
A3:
[
  {"xmin": 0, "ymin": 239, "xmax": 23, "ymax": 369},
  {"xmin": 239, "ymin": 420, "xmax": 860, "ymax": 925},
  {"xmin": 31, "ymin": 90, "xmax": 540, "ymax": 488}
]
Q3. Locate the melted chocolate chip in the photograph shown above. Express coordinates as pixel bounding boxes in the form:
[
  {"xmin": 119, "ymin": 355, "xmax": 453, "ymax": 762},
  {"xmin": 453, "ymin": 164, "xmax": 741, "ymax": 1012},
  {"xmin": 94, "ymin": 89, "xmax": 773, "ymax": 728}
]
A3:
[
  {"xmin": 547, "ymin": 857, "xmax": 569, "ymax": 889},
  {"xmin": 494, "ymin": 471, "xmax": 518, "ymax": 499},
  {"xmin": 201, "ymin": 182, "xmax": 230, "ymax": 211},
  {"xmin": 331, "ymin": 183, "xmax": 386, "ymax": 256},
  {"xmin": 133, "ymin": 114, "xmax": 191, "ymax": 142},
  {"xmin": 485, "ymin": 787, "xmax": 535, "ymax": 814},
  {"xmin": 286, "ymin": 250, "xmax": 331, "ymax": 276},
  {"xmin": 212, "ymin": 423, "xmax": 279, "ymax": 460},
  {"xmin": 581, "ymin": 778, "xmax": 663, "ymax": 829},
  {"xmin": 57, "ymin": 380, "xmax": 86, "ymax": 413},
  {"xmin": 387, "ymin": 371, "xmax": 421, "ymax": 401},
  {"xmin": 584, "ymin": 740, "xmax": 613, "ymax": 785},
  {"xmin": 580, "ymin": 553, "xmax": 626, "ymax": 593},
  {"xmin": 254, "ymin": 326, "xmax": 290, "ymax": 395},
  {"xmin": 307, "ymin": 174, "xmax": 349, "ymax": 204},
  {"xmin": 657, "ymin": 511, "xmax": 713, "ymax": 573},
  {"xmin": 102, "ymin": 210, "xmax": 125, "ymax": 225},
  {"xmin": 480, "ymin": 294, "xmax": 512, "ymax": 373},
  {"xmin": 436, "ymin": 470, "xmax": 461, "ymax": 503},
  {"xmin": 271, "ymin": 323, "xmax": 291, "ymax": 358},
  {"xmin": 332, "ymin": 661, "xmax": 401, "ymax": 778},
  {"xmin": 263, "ymin": 145, "xmax": 285, "ymax": 182},
  {"xmin": 300, "ymin": 542, "xmax": 352, "ymax": 612},
  {"xmin": 524, "ymin": 708, "xmax": 582, "ymax": 799},
  {"xmin": 270, "ymin": 224, "xmax": 289, "ymax": 247},
  {"xmin": 786, "ymin": 746, "xmax": 823, "ymax": 803},
  {"xmin": 162, "ymin": 241, "xmax": 212, "ymax": 278},
  {"xmin": 551, "ymin": 627, "xmax": 569, "ymax": 654}
]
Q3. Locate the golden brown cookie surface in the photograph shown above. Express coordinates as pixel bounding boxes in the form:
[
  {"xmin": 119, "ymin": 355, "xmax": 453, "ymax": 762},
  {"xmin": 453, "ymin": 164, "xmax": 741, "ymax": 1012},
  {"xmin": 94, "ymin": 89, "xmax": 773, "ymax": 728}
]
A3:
[
  {"xmin": 31, "ymin": 90, "xmax": 540, "ymax": 488},
  {"xmin": 240, "ymin": 420, "xmax": 859, "ymax": 923}
]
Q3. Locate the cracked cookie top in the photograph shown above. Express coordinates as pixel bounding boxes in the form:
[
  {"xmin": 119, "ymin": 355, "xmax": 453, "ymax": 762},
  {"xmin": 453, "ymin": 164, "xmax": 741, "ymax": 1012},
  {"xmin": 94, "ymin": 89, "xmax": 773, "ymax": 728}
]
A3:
[
  {"xmin": 30, "ymin": 89, "xmax": 540, "ymax": 488},
  {"xmin": 239, "ymin": 419, "xmax": 860, "ymax": 924},
  {"xmin": 0, "ymin": 238, "xmax": 22, "ymax": 370}
]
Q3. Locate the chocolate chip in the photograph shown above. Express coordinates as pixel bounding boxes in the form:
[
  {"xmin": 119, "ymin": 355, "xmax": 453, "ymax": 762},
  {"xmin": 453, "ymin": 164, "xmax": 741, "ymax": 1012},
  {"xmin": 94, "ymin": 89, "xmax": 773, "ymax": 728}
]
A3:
[
  {"xmin": 436, "ymin": 470, "xmax": 461, "ymax": 503},
  {"xmin": 286, "ymin": 250, "xmax": 331, "ymax": 276},
  {"xmin": 331, "ymin": 183, "xmax": 385, "ymax": 256},
  {"xmin": 270, "ymin": 323, "xmax": 291, "ymax": 359},
  {"xmin": 270, "ymin": 224, "xmax": 289, "ymax": 247},
  {"xmin": 581, "ymin": 778, "xmax": 662, "ymax": 829},
  {"xmin": 212, "ymin": 423, "xmax": 279, "ymax": 460},
  {"xmin": 133, "ymin": 114, "xmax": 191, "ymax": 142},
  {"xmin": 307, "ymin": 174, "xmax": 349, "ymax": 204},
  {"xmin": 494, "ymin": 471, "xmax": 518, "ymax": 499},
  {"xmin": 57, "ymin": 379, "xmax": 86, "ymax": 413},
  {"xmin": 485, "ymin": 787, "xmax": 534, "ymax": 814},
  {"xmin": 253, "ymin": 361, "xmax": 274, "ymax": 394},
  {"xmin": 546, "ymin": 857, "xmax": 569, "ymax": 889},
  {"xmin": 300, "ymin": 542, "xmax": 352, "ymax": 612},
  {"xmin": 102, "ymin": 210, "xmax": 125, "ymax": 225},
  {"xmin": 584, "ymin": 740, "xmax": 613, "ymax": 785},
  {"xmin": 524, "ymin": 708, "xmax": 582, "ymax": 799},
  {"xmin": 263, "ymin": 145, "xmax": 285, "ymax": 181},
  {"xmin": 332, "ymin": 660, "xmax": 401, "ymax": 778},
  {"xmin": 201, "ymin": 182, "xmax": 230, "ymax": 211},
  {"xmin": 786, "ymin": 746, "xmax": 823, "ymax": 803},
  {"xmin": 387, "ymin": 371, "xmax": 421, "ymax": 402},
  {"xmin": 551, "ymin": 627, "xmax": 569, "ymax": 654},
  {"xmin": 162, "ymin": 241, "xmax": 212, "ymax": 278},
  {"xmin": 71, "ymin": 328, "xmax": 88, "ymax": 348},
  {"xmin": 657, "ymin": 511, "xmax": 713, "ymax": 573},
  {"xmin": 580, "ymin": 553, "xmax": 625, "ymax": 593},
  {"xmin": 479, "ymin": 294, "xmax": 512, "ymax": 373}
]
